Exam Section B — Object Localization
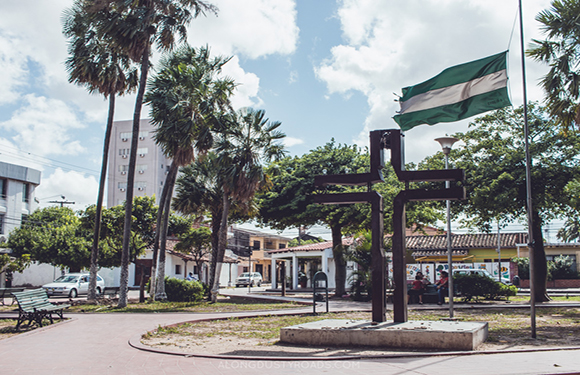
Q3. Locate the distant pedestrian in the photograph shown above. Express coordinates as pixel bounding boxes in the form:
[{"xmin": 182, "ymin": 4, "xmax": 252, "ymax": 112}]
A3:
[
  {"xmin": 186, "ymin": 272, "xmax": 194, "ymax": 281},
  {"xmin": 407, "ymin": 274, "xmax": 425, "ymax": 304},
  {"xmin": 436, "ymin": 271, "xmax": 449, "ymax": 305}
]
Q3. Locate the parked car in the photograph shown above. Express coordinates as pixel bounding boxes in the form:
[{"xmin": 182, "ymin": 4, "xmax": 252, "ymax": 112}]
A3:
[
  {"xmin": 235, "ymin": 272, "xmax": 263, "ymax": 287},
  {"xmin": 453, "ymin": 269, "xmax": 511, "ymax": 284},
  {"xmin": 42, "ymin": 273, "xmax": 105, "ymax": 298}
]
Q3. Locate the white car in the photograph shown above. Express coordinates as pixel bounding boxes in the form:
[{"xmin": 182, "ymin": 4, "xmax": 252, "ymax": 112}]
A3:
[
  {"xmin": 235, "ymin": 272, "xmax": 263, "ymax": 287},
  {"xmin": 42, "ymin": 273, "xmax": 105, "ymax": 298}
]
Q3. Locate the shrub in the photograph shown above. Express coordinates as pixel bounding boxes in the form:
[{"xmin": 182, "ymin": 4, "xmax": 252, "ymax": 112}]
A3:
[
  {"xmin": 454, "ymin": 274, "xmax": 517, "ymax": 301},
  {"xmin": 512, "ymin": 257, "xmax": 530, "ymax": 279},
  {"xmin": 549, "ymin": 255, "xmax": 579, "ymax": 280},
  {"xmin": 164, "ymin": 277, "xmax": 204, "ymax": 302}
]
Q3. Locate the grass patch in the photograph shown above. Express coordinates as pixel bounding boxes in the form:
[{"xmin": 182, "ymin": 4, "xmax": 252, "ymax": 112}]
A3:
[{"xmin": 66, "ymin": 298, "xmax": 302, "ymax": 313}]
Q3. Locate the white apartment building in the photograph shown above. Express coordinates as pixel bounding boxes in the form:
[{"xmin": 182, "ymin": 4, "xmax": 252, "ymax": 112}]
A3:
[
  {"xmin": 0, "ymin": 161, "xmax": 40, "ymax": 239},
  {"xmin": 107, "ymin": 119, "xmax": 172, "ymax": 207}
]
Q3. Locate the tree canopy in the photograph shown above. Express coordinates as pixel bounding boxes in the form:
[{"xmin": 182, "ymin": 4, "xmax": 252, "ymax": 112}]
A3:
[{"xmin": 420, "ymin": 104, "xmax": 580, "ymax": 301}]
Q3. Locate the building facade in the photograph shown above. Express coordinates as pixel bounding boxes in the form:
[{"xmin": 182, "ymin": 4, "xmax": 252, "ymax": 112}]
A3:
[
  {"xmin": 0, "ymin": 161, "xmax": 41, "ymax": 287},
  {"xmin": 0, "ymin": 161, "xmax": 40, "ymax": 239},
  {"xmin": 107, "ymin": 119, "xmax": 172, "ymax": 207}
]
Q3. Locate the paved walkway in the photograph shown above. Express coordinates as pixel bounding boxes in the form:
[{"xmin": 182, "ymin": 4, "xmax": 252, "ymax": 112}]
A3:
[{"xmin": 1, "ymin": 292, "xmax": 580, "ymax": 374}]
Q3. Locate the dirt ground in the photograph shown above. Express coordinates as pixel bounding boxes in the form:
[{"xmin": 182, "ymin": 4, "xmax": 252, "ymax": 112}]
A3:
[{"xmin": 141, "ymin": 309, "xmax": 580, "ymax": 357}]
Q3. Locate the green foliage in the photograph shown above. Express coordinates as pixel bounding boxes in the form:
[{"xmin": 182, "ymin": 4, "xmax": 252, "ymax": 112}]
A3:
[
  {"xmin": 168, "ymin": 215, "xmax": 195, "ymax": 237},
  {"xmin": 347, "ymin": 231, "xmax": 373, "ymax": 301},
  {"xmin": 512, "ymin": 257, "xmax": 530, "ymax": 279},
  {"xmin": 8, "ymin": 206, "xmax": 91, "ymax": 271},
  {"xmin": 163, "ymin": 277, "xmax": 205, "ymax": 302},
  {"xmin": 527, "ymin": 0, "xmax": 580, "ymax": 130},
  {"xmin": 514, "ymin": 256, "xmax": 579, "ymax": 280},
  {"xmin": 549, "ymin": 255, "xmax": 579, "ymax": 280},
  {"xmin": 425, "ymin": 104, "xmax": 580, "ymax": 231},
  {"xmin": 454, "ymin": 273, "xmax": 517, "ymax": 301},
  {"xmin": 80, "ymin": 196, "xmax": 157, "ymax": 266}
]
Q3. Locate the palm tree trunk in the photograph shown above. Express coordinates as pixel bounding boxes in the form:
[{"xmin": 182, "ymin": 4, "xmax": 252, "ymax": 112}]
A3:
[
  {"xmin": 155, "ymin": 162, "xmax": 179, "ymax": 301},
  {"xmin": 148, "ymin": 162, "xmax": 173, "ymax": 300},
  {"xmin": 118, "ymin": 46, "xmax": 150, "ymax": 308},
  {"xmin": 207, "ymin": 213, "xmax": 221, "ymax": 298},
  {"xmin": 331, "ymin": 224, "xmax": 346, "ymax": 297},
  {"xmin": 88, "ymin": 92, "xmax": 115, "ymax": 301},
  {"xmin": 211, "ymin": 193, "xmax": 230, "ymax": 303}
]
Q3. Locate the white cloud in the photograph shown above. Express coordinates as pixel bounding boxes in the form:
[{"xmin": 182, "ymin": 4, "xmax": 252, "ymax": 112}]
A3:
[
  {"xmin": 187, "ymin": 0, "xmax": 299, "ymax": 59},
  {"xmin": 0, "ymin": 95, "xmax": 86, "ymax": 157},
  {"xmin": 316, "ymin": 0, "xmax": 552, "ymax": 162},
  {"xmin": 283, "ymin": 137, "xmax": 305, "ymax": 147},
  {"xmin": 0, "ymin": 33, "xmax": 29, "ymax": 105},
  {"xmin": 36, "ymin": 168, "xmax": 98, "ymax": 211}
]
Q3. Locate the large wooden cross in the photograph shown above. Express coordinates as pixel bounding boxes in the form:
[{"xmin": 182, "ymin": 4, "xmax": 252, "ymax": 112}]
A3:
[{"xmin": 314, "ymin": 129, "xmax": 465, "ymax": 323}]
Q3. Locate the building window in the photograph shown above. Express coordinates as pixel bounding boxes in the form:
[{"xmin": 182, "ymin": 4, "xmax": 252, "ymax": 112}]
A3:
[
  {"xmin": 137, "ymin": 147, "xmax": 148, "ymax": 157},
  {"xmin": 135, "ymin": 182, "xmax": 147, "ymax": 191},
  {"xmin": 0, "ymin": 214, "xmax": 4, "ymax": 234},
  {"xmin": 22, "ymin": 183, "xmax": 29, "ymax": 203},
  {"xmin": 252, "ymin": 240, "xmax": 261, "ymax": 250},
  {"xmin": 137, "ymin": 164, "xmax": 147, "ymax": 174},
  {"xmin": 120, "ymin": 132, "xmax": 132, "ymax": 140},
  {"xmin": 119, "ymin": 148, "xmax": 130, "ymax": 156},
  {"xmin": 279, "ymin": 243, "xmax": 286, "ymax": 249},
  {"xmin": 175, "ymin": 264, "xmax": 181, "ymax": 275},
  {"xmin": 118, "ymin": 182, "xmax": 127, "ymax": 189},
  {"xmin": 0, "ymin": 179, "xmax": 6, "ymax": 199}
]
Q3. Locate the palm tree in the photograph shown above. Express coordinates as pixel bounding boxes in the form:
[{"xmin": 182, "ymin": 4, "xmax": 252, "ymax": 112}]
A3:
[
  {"xmin": 527, "ymin": 0, "xmax": 580, "ymax": 130},
  {"xmin": 173, "ymin": 154, "xmax": 223, "ymax": 292},
  {"xmin": 210, "ymin": 108, "xmax": 286, "ymax": 302},
  {"xmin": 62, "ymin": 0, "xmax": 138, "ymax": 300},
  {"xmin": 86, "ymin": 0, "xmax": 218, "ymax": 307},
  {"xmin": 144, "ymin": 45, "xmax": 235, "ymax": 300}
]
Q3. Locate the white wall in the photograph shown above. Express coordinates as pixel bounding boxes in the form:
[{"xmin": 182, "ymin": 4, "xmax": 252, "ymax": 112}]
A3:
[{"xmin": 12, "ymin": 262, "xmax": 61, "ymax": 287}]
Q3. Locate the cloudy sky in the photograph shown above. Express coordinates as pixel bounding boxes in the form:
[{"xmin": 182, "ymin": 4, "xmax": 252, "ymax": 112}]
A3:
[{"xmin": 0, "ymin": 0, "xmax": 557, "ymax": 237}]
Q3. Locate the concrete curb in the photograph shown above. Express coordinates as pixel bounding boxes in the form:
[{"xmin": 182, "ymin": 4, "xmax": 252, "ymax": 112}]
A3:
[{"xmin": 128, "ymin": 309, "xmax": 580, "ymax": 362}]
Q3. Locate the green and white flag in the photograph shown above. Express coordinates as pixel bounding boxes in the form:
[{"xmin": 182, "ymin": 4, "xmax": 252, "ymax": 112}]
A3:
[{"xmin": 393, "ymin": 51, "xmax": 511, "ymax": 131}]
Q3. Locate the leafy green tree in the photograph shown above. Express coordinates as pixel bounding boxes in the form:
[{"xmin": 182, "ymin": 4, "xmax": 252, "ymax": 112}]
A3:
[
  {"xmin": 174, "ymin": 226, "xmax": 212, "ymax": 279},
  {"xmin": 79, "ymin": 196, "xmax": 157, "ymax": 267},
  {"xmin": 557, "ymin": 179, "xmax": 580, "ymax": 241},
  {"xmin": 211, "ymin": 107, "xmax": 286, "ymax": 301},
  {"xmin": 424, "ymin": 104, "xmax": 580, "ymax": 301},
  {"xmin": 62, "ymin": 0, "xmax": 138, "ymax": 299},
  {"xmin": 258, "ymin": 141, "xmax": 440, "ymax": 296},
  {"xmin": 87, "ymin": 0, "xmax": 218, "ymax": 307},
  {"xmin": 527, "ymin": 0, "xmax": 580, "ymax": 130},
  {"xmin": 8, "ymin": 207, "xmax": 91, "ymax": 271}
]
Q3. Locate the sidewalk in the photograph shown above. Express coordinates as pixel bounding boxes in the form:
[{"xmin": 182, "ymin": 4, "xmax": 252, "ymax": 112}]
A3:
[{"xmin": 1, "ymin": 291, "xmax": 579, "ymax": 374}]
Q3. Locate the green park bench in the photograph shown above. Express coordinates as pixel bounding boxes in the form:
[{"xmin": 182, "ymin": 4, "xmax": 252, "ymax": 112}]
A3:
[{"xmin": 12, "ymin": 288, "xmax": 70, "ymax": 329}]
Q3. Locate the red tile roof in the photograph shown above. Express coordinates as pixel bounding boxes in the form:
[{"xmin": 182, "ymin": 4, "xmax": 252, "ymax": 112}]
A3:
[{"xmin": 405, "ymin": 232, "xmax": 527, "ymax": 250}]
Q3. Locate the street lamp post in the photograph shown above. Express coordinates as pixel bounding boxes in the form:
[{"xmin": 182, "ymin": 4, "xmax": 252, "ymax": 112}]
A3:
[{"xmin": 435, "ymin": 136, "xmax": 459, "ymax": 319}]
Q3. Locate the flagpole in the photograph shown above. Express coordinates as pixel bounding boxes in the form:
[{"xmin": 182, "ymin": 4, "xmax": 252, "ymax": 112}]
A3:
[{"xmin": 518, "ymin": 0, "xmax": 536, "ymax": 338}]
